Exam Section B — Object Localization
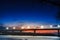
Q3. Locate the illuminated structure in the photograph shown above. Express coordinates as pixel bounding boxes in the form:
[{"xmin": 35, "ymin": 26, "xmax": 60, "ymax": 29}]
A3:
[{"xmin": 2, "ymin": 24, "xmax": 60, "ymax": 36}]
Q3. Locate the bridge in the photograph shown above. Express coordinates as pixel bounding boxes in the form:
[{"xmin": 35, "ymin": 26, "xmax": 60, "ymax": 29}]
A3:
[{"xmin": 0, "ymin": 28, "xmax": 60, "ymax": 37}]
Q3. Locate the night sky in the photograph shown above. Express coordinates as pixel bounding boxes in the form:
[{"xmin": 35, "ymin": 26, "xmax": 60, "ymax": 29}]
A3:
[{"xmin": 0, "ymin": 0, "xmax": 59, "ymax": 25}]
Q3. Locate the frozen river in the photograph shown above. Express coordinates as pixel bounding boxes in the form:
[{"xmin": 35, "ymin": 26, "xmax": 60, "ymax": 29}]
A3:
[{"xmin": 0, "ymin": 35, "xmax": 60, "ymax": 40}]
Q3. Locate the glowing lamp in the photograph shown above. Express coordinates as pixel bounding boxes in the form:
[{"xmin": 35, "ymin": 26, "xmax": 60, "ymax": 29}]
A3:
[
  {"xmin": 58, "ymin": 25, "xmax": 60, "ymax": 28},
  {"xmin": 6, "ymin": 27, "xmax": 9, "ymax": 30},
  {"xmin": 13, "ymin": 27, "xmax": 16, "ymax": 29},
  {"xmin": 27, "ymin": 26, "xmax": 30, "ymax": 29},
  {"xmin": 50, "ymin": 25, "xmax": 53, "ymax": 28},
  {"xmin": 21, "ymin": 27, "xmax": 24, "ymax": 29},
  {"xmin": 40, "ymin": 25, "xmax": 44, "ymax": 29}
]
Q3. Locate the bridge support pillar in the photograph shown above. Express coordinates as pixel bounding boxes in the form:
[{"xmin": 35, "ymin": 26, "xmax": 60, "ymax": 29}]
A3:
[{"xmin": 58, "ymin": 29, "xmax": 60, "ymax": 37}]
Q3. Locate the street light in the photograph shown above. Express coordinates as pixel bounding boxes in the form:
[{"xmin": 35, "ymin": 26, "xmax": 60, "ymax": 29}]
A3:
[
  {"xmin": 40, "ymin": 25, "xmax": 44, "ymax": 29},
  {"xmin": 27, "ymin": 26, "xmax": 30, "ymax": 29},
  {"xmin": 58, "ymin": 25, "xmax": 60, "ymax": 28},
  {"xmin": 13, "ymin": 27, "xmax": 16, "ymax": 29},
  {"xmin": 50, "ymin": 25, "xmax": 53, "ymax": 28},
  {"xmin": 6, "ymin": 27, "xmax": 9, "ymax": 30},
  {"xmin": 21, "ymin": 27, "xmax": 24, "ymax": 29}
]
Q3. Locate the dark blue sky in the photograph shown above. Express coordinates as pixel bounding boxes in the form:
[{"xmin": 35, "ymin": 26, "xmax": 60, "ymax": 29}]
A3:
[{"xmin": 0, "ymin": 0, "xmax": 59, "ymax": 25}]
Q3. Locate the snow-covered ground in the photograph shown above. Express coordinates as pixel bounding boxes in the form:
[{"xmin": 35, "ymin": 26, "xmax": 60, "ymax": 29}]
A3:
[{"xmin": 0, "ymin": 35, "xmax": 60, "ymax": 40}]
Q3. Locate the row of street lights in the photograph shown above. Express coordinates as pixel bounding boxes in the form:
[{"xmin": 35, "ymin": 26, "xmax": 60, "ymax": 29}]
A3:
[{"xmin": 6, "ymin": 25, "xmax": 60, "ymax": 30}]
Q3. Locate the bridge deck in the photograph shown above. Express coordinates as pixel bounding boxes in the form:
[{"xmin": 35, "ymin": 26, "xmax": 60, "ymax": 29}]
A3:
[{"xmin": 0, "ymin": 28, "xmax": 60, "ymax": 37}]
